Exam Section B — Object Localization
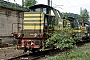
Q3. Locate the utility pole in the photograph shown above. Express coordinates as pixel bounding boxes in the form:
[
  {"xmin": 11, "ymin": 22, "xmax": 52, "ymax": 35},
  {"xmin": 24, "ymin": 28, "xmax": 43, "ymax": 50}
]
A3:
[
  {"xmin": 48, "ymin": 0, "xmax": 52, "ymax": 6},
  {"xmin": 48, "ymin": 0, "xmax": 50, "ymax": 6},
  {"xmin": 22, "ymin": 0, "xmax": 24, "ymax": 6},
  {"xmin": 51, "ymin": 0, "xmax": 52, "ymax": 7},
  {"xmin": 22, "ymin": 0, "xmax": 24, "ymax": 32}
]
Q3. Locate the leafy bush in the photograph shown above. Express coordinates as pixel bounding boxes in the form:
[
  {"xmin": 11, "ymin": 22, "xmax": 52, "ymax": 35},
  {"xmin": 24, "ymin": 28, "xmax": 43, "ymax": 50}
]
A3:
[{"xmin": 45, "ymin": 28, "xmax": 78, "ymax": 50}]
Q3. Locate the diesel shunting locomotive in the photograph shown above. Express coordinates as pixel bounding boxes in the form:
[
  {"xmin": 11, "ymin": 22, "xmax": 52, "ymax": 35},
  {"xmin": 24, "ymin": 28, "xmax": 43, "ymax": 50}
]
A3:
[{"xmin": 12, "ymin": 4, "xmax": 90, "ymax": 52}]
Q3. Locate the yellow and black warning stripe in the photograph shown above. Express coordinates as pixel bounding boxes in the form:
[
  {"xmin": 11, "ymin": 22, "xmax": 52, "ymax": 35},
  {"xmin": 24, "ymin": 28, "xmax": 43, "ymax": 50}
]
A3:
[{"xmin": 24, "ymin": 12, "xmax": 44, "ymax": 31}]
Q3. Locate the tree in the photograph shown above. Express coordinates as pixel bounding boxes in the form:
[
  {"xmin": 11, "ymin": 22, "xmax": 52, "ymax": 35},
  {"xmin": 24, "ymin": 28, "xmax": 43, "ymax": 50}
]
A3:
[
  {"xmin": 62, "ymin": 12, "xmax": 68, "ymax": 19},
  {"xmin": 23, "ymin": 0, "xmax": 37, "ymax": 8},
  {"xmin": 80, "ymin": 8, "xmax": 89, "ymax": 23}
]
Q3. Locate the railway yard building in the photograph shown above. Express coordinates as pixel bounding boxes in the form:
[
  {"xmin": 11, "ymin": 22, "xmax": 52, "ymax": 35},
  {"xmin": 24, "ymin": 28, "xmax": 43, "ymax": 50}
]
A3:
[{"xmin": 0, "ymin": 1, "xmax": 28, "ymax": 43}]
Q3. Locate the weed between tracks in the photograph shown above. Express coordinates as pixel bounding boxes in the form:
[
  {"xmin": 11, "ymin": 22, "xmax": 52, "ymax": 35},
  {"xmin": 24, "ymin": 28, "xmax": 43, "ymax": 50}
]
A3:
[{"xmin": 47, "ymin": 43, "xmax": 90, "ymax": 60}]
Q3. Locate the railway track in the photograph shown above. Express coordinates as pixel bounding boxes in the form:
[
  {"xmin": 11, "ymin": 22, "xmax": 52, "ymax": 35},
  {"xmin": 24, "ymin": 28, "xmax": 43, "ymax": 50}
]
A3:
[
  {"xmin": 6, "ymin": 38, "xmax": 90, "ymax": 60},
  {"xmin": 76, "ymin": 38, "xmax": 90, "ymax": 46},
  {"xmin": 8, "ymin": 48, "xmax": 61, "ymax": 60}
]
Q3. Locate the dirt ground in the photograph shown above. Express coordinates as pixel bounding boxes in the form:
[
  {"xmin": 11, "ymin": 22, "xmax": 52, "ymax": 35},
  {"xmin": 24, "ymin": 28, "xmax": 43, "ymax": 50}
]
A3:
[{"xmin": 0, "ymin": 47, "xmax": 24, "ymax": 60}]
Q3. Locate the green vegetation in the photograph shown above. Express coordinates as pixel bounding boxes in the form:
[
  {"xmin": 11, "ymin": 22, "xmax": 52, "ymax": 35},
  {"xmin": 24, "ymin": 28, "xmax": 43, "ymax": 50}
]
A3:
[
  {"xmin": 62, "ymin": 10, "xmax": 90, "ymax": 23},
  {"xmin": 80, "ymin": 8, "xmax": 89, "ymax": 23},
  {"xmin": 47, "ymin": 43, "xmax": 90, "ymax": 60},
  {"xmin": 62, "ymin": 13, "xmax": 80, "ymax": 22},
  {"xmin": 45, "ymin": 25, "xmax": 82, "ymax": 60},
  {"xmin": 0, "ymin": 0, "xmax": 28, "ymax": 11},
  {"xmin": 45, "ymin": 27, "xmax": 81, "ymax": 50},
  {"xmin": 23, "ymin": 0, "xmax": 37, "ymax": 8}
]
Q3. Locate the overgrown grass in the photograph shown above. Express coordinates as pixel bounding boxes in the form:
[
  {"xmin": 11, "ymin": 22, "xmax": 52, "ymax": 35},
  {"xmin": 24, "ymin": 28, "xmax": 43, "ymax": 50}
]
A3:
[{"xmin": 47, "ymin": 43, "xmax": 90, "ymax": 60}]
